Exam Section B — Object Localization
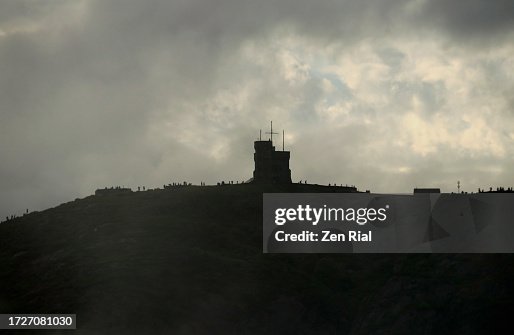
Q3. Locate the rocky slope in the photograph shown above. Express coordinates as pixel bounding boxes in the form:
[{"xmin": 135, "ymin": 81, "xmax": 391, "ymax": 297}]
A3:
[{"xmin": 0, "ymin": 184, "xmax": 512, "ymax": 334}]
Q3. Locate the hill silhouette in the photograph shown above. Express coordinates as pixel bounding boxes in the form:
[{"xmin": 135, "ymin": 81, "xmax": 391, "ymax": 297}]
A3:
[{"xmin": 1, "ymin": 184, "xmax": 513, "ymax": 334}]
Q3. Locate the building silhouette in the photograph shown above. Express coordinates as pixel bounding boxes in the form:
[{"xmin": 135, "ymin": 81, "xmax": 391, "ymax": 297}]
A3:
[
  {"xmin": 253, "ymin": 123, "xmax": 292, "ymax": 184},
  {"xmin": 413, "ymin": 188, "xmax": 441, "ymax": 194}
]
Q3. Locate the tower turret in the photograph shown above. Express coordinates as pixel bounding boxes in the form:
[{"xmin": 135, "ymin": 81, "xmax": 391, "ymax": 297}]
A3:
[{"xmin": 253, "ymin": 122, "xmax": 292, "ymax": 184}]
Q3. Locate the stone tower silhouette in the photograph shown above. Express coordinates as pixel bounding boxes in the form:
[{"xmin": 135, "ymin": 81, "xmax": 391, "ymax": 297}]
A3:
[{"xmin": 253, "ymin": 123, "xmax": 292, "ymax": 184}]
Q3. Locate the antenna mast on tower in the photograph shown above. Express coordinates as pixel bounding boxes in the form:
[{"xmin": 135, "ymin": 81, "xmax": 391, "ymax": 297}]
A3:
[{"xmin": 266, "ymin": 121, "xmax": 278, "ymax": 142}]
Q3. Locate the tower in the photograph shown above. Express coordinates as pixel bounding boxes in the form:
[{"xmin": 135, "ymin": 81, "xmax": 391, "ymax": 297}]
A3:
[{"xmin": 252, "ymin": 122, "xmax": 292, "ymax": 184}]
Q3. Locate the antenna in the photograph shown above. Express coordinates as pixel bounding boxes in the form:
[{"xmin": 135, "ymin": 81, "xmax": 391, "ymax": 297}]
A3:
[
  {"xmin": 259, "ymin": 129, "xmax": 262, "ymax": 140},
  {"xmin": 457, "ymin": 180, "xmax": 460, "ymax": 193},
  {"xmin": 265, "ymin": 120, "xmax": 278, "ymax": 142},
  {"xmin": 282, "ymin": 130, "xmax": 285, "ymax": 151}
]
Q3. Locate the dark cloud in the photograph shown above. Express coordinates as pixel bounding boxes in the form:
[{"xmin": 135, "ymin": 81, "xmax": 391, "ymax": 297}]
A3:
[
  {"xmin": 418, "ymin": 0, "xmax": 514, "ymax": 41},
  {"xmin": 1, "ymin": 0, "xmax": 514, "ymax": 219}
]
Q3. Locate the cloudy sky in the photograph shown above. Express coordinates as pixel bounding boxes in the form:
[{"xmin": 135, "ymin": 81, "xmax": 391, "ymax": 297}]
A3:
[{"xmin": 1, "ymin": 0, "xmax": 514, "ymax": 218}]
